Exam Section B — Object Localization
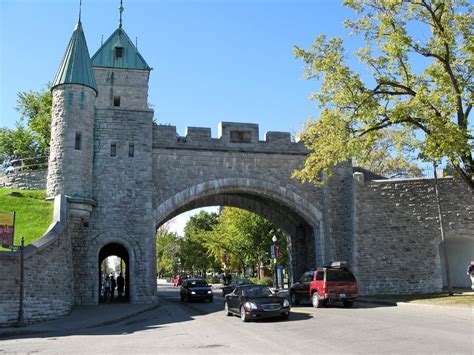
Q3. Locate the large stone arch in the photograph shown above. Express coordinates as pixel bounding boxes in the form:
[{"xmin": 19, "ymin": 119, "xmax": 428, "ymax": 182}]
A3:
[{"xmin": 153, "ymin": 178, "xmax": 324, "ymax": 281}]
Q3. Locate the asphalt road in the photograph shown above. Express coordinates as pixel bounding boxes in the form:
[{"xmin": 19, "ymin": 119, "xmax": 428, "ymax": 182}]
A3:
[{"xmin": 1, "ymin": 285, "xmax": 472, "ymax": 354}]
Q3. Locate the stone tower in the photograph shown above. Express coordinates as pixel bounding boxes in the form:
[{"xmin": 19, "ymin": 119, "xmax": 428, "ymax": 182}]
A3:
[{"xmin": 47, "ymin": 19, "xmax": 97, "ymax": 199}]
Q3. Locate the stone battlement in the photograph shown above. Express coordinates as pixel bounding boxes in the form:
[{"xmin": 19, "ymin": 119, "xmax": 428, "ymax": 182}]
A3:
[{"xmin": 153, "ymin": 122, "xmax": 307, "ymax": 154}]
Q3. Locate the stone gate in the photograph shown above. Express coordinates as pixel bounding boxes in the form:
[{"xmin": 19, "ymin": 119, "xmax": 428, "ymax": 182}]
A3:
[{"xmin": 0, "ymin": 9, "xmax": 472, "ymax": 326}]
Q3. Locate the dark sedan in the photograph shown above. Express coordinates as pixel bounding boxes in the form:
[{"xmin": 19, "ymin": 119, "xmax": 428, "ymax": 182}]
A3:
[
  {"xmin": 224, "ymin": 284, "xmax": 290, "ymax": 322},
  {"xmin": 221, "ymin": 279, "xmax": 253, "ymax": 296},
  {"xmin": 180, "ymin": 278, "xmax": 213, "ymax": 302}
]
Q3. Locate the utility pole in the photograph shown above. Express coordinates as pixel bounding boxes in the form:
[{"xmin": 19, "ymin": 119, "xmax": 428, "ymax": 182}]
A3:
[
  {"xmin": 16, "ymin": 237, "xmax": 26, "ymax": 327},
  {"xmin": 433, "ymin": 161, "xmax": 453, "ymax": 296}
]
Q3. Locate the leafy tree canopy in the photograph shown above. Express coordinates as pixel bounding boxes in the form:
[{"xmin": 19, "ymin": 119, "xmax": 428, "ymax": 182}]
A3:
[
  {"xmin": 180, "ymin": 211, "xmax": 219, "ymax": 274},
  {"xmin": 174, "ymin": 208, "xmax": 287, "ymax": 276},
  {"xmin": 0, "ymin": 84, "xmax": 52, "ymax": 161},
  {"xmin": 156, "ymin": 222, "xmax": 181, "ymax": 276},
  {"xmin": 294, "ymin": 0, "xmax": 473, "ymax": 188}
]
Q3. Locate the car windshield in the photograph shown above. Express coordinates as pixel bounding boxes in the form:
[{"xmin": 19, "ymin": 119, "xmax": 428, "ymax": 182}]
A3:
[
  {"xmin": 188, "ymin": 280, "xmax": 208, "ymax": 287},
  {"xmin": 241, "ymin": 285, "xmax": 273, "ymax": 297},
  {"xmin": 236, "ymin": 279, "xmax": 252, "ymax": 285},
  {"xmin": 326, "ymin": 269, "xmax": 356, "ymax": 282}
]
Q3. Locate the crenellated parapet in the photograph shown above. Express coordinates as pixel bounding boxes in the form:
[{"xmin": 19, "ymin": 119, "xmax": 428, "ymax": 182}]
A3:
[{"xmin": 153, "ymin": 122, "xmax": 307, "ymax": 154}]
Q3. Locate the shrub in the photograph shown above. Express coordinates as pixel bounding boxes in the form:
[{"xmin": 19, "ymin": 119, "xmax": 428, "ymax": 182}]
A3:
[
  {"xmin": 249, "ymin": 276, "xmax": 273, "ymax": 286},
  {"xmin": 206, "ymin": 275, "xmax": 219, "ymax": 284}
]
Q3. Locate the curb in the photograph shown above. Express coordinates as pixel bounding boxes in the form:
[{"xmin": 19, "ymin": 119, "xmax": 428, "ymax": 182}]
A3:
[
  {"xmin": 0, "ymin": 304, "xmax": 160, "ymax": 339},
  {"xmin": 356, "ymin": 298, "xmax": 398, "ymax": 306},
  {"xmin": 0, "ymin": 329, "xmax": 48, "ymax": 339}
]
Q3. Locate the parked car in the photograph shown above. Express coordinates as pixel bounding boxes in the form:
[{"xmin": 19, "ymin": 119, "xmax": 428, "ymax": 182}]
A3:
[
  {"xmin": 222, "ymin": 279, "xmax": 253, "ymax": 296},
  {"xmin": 224, "ymin": 284, "xmax": 290, "ymax": 322},
  {"xmin": 180, "ymin": 278, "xmax": 213, "ymax": 302},
  {"xmin": 172, "ymin": 274, "xmax": 187, "ymax": 287},
  {"xmin": 289, "ymin": 261, "xmax": 358, "ymax": 308}
]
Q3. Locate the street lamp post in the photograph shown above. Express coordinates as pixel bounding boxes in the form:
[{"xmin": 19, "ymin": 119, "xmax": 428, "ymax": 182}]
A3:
[
  {"xmin": 272, "ymin": 235, "xmax": 278, "ymax": 291},
  {"xmin": 433, "ymin": 161, "xmax": 453, "ymax": 296}
]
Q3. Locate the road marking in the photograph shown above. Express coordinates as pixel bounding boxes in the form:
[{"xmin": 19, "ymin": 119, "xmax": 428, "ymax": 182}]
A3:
[{"xmin": 291, "ymin": 308, "xmax": 316, "ymax": 314}]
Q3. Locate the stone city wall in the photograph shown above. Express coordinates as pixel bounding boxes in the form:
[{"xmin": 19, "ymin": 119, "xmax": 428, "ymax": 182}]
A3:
[
  {"xmin": 0, "ymin": 170, "xmax": 47, "ymax": 190},
  {"xmin": 153, "ymin": 122, "xmax": 306, "ymax": 154},
  {"xmin": 353, "ymin": 175, "xmax": 473, "ymax": 295},
  {"xmin": 0, "ymin": 196, "xmax": 73, "ymax": 327}
]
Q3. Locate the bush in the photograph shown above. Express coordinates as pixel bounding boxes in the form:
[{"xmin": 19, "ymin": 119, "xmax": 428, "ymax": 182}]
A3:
[
  {"xmin": 249, "ymin": 276, "xmax": 273, "ymax": 286},
  {"xmin": 206, "ymin": 275, "xmax": 219, "ymax": 284}
]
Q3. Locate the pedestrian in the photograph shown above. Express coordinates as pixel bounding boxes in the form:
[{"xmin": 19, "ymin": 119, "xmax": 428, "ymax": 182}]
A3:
[
  {"xmin": 117, "ymin": 272, "xmax": 125, "ymax": 300},
  {"xmin": 110, "ymin": 275, "xmax": 116, "ymax": 301},
  {"xmin": 103, "ymin": 275, "xmax": 111, "ymax": 303},
  {"xmin": 467, "ymin": 261, "xmax": 474, "ymax": 290}
]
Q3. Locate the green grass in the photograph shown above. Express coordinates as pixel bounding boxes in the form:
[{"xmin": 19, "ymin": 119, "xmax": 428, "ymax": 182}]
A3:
[{"xmin": 0, "ymin": 188, "xmax": 53, "ymax": 250}]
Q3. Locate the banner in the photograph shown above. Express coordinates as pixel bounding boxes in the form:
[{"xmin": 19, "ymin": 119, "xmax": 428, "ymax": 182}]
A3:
[{"xmin": 0, "ymin": 212, "xmax": 15, "ymax": 247}]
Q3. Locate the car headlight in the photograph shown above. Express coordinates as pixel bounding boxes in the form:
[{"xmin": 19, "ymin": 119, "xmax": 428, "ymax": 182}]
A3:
[
  {"xmin": 244, "ymin": 302, "xmax": 258, "ymax": 310},
  {"xmin": 207, "ymin": 290, "xmax": 212, "ymax": 294},
  {"xmin": 283, "ymin": 299, "xmax": 290, "ymax": 307},
  {"xmin": 191, "ymin": 291, "xmax": 196, "ymax": 295}
]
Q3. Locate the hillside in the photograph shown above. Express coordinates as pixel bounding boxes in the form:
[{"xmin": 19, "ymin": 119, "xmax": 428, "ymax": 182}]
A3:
[{"xmin": 0, "ymin": 188, "xmax": 53, "ymax": 250}]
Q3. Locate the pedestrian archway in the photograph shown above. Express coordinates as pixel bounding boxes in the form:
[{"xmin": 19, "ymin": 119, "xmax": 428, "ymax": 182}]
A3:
[
  {"xmin": 98, "ymin": 243, "xmax": 130, "ymax": 303},
  {"xmin": 438, "ymin": 237, "xmax": 474, "ymax": 288}
]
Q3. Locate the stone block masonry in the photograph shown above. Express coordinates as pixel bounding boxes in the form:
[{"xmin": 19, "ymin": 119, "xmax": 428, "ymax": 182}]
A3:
[
  {"xmin": 353, "ymin": 176, "xmax": 473, "ymax": 295},
  {"xmin": 0, "ymin": 196, "xmax": 74, "ymax": 327},
  {"xmin": 0, "ymin": 170, "xmax": 47, "ymax": 190}
]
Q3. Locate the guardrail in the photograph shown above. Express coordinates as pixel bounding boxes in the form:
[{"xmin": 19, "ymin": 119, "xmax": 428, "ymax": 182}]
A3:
[{"xmin": 1, "ymin": 156, "xmax": 49, "ymax": 174}]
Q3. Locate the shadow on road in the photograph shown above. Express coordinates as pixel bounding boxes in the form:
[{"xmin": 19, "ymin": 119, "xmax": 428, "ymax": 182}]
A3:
[{"xmin": 3, "ymin": 284, "xmax": 312, "ymax": 340}]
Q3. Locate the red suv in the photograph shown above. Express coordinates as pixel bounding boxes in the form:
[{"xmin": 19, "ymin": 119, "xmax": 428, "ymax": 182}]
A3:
[
  {"xmin": 172, "ymin": 275, "xmax": 187, "ymax": 287},
  {"xmin": 289, "ymin": 262, "xmax": 358, "ymax": 308}
]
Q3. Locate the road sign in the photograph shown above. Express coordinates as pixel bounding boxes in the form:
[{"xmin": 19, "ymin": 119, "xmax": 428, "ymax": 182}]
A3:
[{"xmin": 0, "ymin": 212, "xmax": 15, "ymax": 248}]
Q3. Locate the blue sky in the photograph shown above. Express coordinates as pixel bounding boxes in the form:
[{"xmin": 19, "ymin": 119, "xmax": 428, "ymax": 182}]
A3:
[{"xmin": 0, "ymin": 0, "xmax": 360, "ymax": 138}]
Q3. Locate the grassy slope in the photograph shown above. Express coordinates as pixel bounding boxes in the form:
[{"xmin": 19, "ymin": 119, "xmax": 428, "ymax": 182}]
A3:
[{"xmin": 0, "ymin": 188, "xmax": 53, "ymax": 249}]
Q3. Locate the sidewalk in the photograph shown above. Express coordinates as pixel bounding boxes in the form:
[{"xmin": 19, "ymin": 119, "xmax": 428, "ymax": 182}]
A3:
[
  {"xmin": 0, "ymin": 303, "xmax": 159, "ymax": 339},
  {"xmin": 275, "ymin": 288, "xmax": 473, "ymax": 308}
]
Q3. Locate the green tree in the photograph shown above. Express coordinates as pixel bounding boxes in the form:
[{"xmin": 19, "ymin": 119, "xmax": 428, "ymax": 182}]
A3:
[
  {"xmin": 180, "ymin": 211, "xmax": 219, "ymax": 275},
  {"xmin": 0, "ymin": 84, "xmax": 52, "ymax": 160},
  {"xmin": 294, "ymin": 0, "xmax": 473, "ymax": 188},
  {"xmin": 0, "ymin": 124, "xmax": 43, "ymax": 161},
  {"xmin": 355, "ymin": 128, "xmax": 423, "ymax": 178},
  {"xmin": 204, "ymin": 208, "xmax": 287, "ymax": 276},
  {"xmin": 156, "ymin": 222, "xmax": 181, "ymax": 277}
]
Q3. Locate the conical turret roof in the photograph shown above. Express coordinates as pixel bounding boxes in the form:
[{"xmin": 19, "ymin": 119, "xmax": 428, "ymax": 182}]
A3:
[
  {"xmin": 91, "ymin": 27, "xmax": 150, "ymax": 70},
  {"xmin": 52, "ymin": 21, "xmax": 97, "ymax": 94}
]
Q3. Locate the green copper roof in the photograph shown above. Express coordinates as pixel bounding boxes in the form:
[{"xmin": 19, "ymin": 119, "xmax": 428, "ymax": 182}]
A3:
[
  {"xmin": 91, "ymin": 28, "xmax": 150, "ymax": 70},
  {"xmin": 52, "ymin": 21, "xmax": 97, "ymax": 94}
]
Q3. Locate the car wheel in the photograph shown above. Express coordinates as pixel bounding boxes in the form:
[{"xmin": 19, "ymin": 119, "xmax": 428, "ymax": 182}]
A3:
[
  {"xmin": 208, "ymin": 297, "xmax": 213, "ymax": 302},
  {"xmin": 224, "ymin": 302, "xmax": 232, "ymax": 316},
  {"xmin": 280, "ymin": 312, "xmax": 290, "ymax": 321},
  {"xmin": 312, "ymin": 292, "xmax": 323, "ymax": 308},
  {"xmin": 180, "ymin": 294, "xmax": 184, "ymax": 302},
  {"xmin": 290, "ymin": 292, "xmax": 299, "ymax": 305},
  {"xmin": 240, "ymin": 306, "xmax": 249, "ymax": 322},
  {"xmin": 343, "ymin": 300, "xmax": 354, "ymax": 308}
]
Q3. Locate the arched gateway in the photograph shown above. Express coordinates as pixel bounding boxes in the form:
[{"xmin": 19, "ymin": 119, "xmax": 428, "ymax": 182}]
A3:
[
  {"xmin": 34, "ymin": 8, "xmax": 472, "ymax": 309},
  {"xmin": 44, "ymin": 14, "xmax": 353, "ymax": 305}
]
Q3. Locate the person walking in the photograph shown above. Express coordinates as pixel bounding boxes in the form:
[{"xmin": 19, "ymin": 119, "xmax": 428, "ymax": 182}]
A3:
[
  {"xmin": 110, "ymin": 275, "xmax": 117, "ymax": 302},
  {"xmin": 103, "ymin": 275, "xmax": 111, "ymax": 303},
  {"xmin": 467, "ymin": 261, "xmax": 474, "ymax": 290},
  {"xmin": 117, "ymin": 272, "xmax": 125, "ymax": 300}
]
